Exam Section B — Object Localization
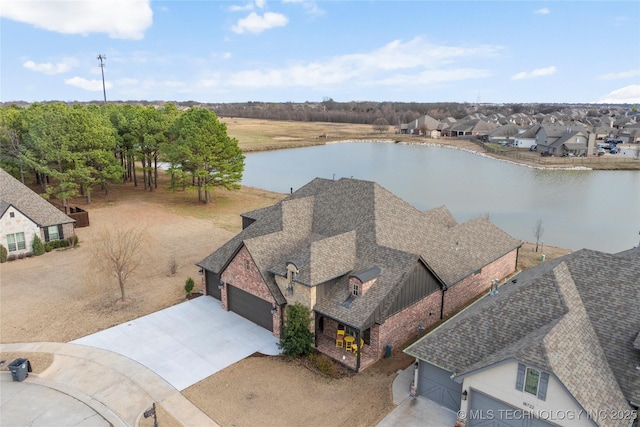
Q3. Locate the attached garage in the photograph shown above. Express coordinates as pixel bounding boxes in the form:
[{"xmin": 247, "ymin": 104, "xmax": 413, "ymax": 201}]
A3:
[
  {"xmin": 205, "ymin": 270, "xmax": 221, "ymax": 300},
  {"xmin": 468, "ymin": 390, "xmax": 555, "ymax": 427},
  {"xmin": 418, "ymin": 362, "xmax": 462, "ymax": 412},
  {"xmin": 227, "ymin": 285, "xmax": 273, "ymax": 332}
]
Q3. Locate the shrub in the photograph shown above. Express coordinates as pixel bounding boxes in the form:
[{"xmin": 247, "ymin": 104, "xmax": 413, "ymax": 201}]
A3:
[
  {"xmin": 168, "ymin": 258, "xmax": 178, "ymax": 275},
  {"xmin": 25, "ymin": 252, "xmax": 34, "ymax": 258},
  {"xmin": 308, "ymin": 352, "xmax": 338, "ymax": 377},
  {"xmin": 45, "ymin": 239, "xmax": 69, "ymax": 252},
  {"xmin": 278, "ymin": 302, "xmax": 314, "ymax": 357},
  {"xmin": 7, "ymin": 254, "xmax": 17, "ymax": 262},
  {"xmin": 184, "ymin": 277, "xmax": 195, "ymax": 295},
  {"xmin": 32, "ymin": 235, "xmax": 45, "ymax": 256},
  {"xmin": 67, "ymin": 235, "xmax": 79, "ymax": 247},
  {"xmin": 0, "ymin": 245, "xmax": 7, "ymax": 263},
  {"xmin": 17, "ymin": 252, "xmax": 25, "ymax": 260}
]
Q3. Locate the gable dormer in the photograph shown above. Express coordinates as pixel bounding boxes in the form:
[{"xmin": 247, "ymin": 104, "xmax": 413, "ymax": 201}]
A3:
[{"xmin": 349, "ymin": 266, "xmax": 381, "ymax": 296}]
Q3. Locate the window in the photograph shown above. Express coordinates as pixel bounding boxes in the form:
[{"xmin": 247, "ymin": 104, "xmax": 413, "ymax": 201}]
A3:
[
  {"xmin": 48, "ymin": 225, "xmax": 59, "ymax": 241},
  {"xmin": 6, "ymin": 232, "xmax": 26, "ymax": 252},
  {"xmin": 44, "ymin": 225, "xmax": 63, "ymax": 242},
  {"xmin": 516, "ymin": 363, "xmax": 549, "ymax": 400},
  {"xmin": 352, "ymin": 283, "xmax": 359, "ymax": 296},
  {"xmin": 245, "ymin": 259, "xmax": 250, "ymax": 270},
  {"xmin": 524, "ymin": 367, "xmax": 540, "ymax": 395},
  {"xmin": 9, "ymin": 212, "xmax": 15, "ymax": 218}
]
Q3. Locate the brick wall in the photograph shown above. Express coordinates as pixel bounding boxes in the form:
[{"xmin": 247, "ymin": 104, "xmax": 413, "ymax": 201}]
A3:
[
  {"xmin": 221, "ymin": 245, "xmax": 281, "ymax": 337},
  {"xmin": 376, "ymin": 290, "xmax": 442, "ymax": 359},
  {"xmin": 443, "ymin": 249, "xmax": 518, "ymax": 318},
  {"xmin": 349, "ymin": 276, "xmax": 377, "ymax": 296}
]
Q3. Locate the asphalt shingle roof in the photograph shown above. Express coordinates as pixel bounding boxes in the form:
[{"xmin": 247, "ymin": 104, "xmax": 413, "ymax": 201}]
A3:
[
  {"xmin": 199, "ymin": 177, "xmax": 521, "ymax": 328},
  {"xmin": 0, "ymin": 168, "xmax": 75, "ymax": 227},
  {"xmin": 405, "ymin": 249, "xmax": 640, "ymax": 425}
]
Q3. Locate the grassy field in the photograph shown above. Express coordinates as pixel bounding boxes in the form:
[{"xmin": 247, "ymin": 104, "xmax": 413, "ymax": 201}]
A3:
[{"xmin": 222, "ymin": 117, "xmax": 640, "ymax": 170}]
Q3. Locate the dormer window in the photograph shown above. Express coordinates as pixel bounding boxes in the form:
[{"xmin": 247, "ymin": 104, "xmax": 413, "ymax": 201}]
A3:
[{"xmin": 352, "ymin": 283, "xmax": 359, "ymax": 296}]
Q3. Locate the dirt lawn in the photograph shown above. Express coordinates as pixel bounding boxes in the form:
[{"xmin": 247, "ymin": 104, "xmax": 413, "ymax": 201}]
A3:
[{"xmin": 1, "ymin": 169, "xmax": 570, "ymax": 427}]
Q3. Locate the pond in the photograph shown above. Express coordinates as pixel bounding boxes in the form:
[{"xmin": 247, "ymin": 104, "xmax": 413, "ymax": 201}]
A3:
[{"xmin": 241, "ymin": 141, "xmax": 640, "ymax": 253}]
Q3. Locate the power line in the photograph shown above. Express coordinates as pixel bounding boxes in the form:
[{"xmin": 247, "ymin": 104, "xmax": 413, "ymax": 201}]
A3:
[{"xmin": 97, "ymin": 54, "xmax": 107, "ymax": 105}]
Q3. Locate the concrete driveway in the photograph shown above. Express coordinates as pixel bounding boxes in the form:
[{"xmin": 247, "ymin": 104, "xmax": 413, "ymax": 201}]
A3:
[{"xmin": 71, "ymin": 295, "xmax": 280, "ymax": 391}]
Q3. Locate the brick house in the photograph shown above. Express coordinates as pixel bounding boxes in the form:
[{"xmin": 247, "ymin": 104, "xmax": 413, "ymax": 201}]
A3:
[
  {"xmin": 0, "ymin": 168, "xmax": 75, "ymax": 257},
  {"xmin": 405, "ymin": 247, "xmax": 640, "ymax": 426},
  {"xmin": 198, "ymin": 178, "xmax": 522, "ymax": 371}
]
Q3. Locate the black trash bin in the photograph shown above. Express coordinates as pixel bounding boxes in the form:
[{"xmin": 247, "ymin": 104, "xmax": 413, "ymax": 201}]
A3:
[{"xmin": 8, "ymin": 358, "xmax": 32, "ymax": 382}]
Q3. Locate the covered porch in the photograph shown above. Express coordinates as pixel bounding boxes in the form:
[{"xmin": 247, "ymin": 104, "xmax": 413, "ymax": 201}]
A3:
[
  {"xmin": 314, "ymin": 316, "xmax": 378, "ymax": 372},
  {"xmin": 316, "ymin": 332, "xmax": 378, "ymax": 372}
]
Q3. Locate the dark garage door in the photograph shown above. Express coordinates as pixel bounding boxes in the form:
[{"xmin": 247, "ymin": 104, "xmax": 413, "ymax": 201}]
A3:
[
  {"xmin": 418, "ymin": 362, "xmax": 462, "ymax": 412},
  {"xmin": 227, "ymin": 285, "xmax": 273, "ymax": 332},
  {"xmin": 468, "ymin": 390, "xmax": 555, "ymax": 427}
]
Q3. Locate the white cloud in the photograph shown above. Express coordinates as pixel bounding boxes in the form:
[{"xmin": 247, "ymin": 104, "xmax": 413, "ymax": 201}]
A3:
[
  {"xmin": 226, "ymin": 37, "xmax": 500, "ymax": 88},
  {"xmin": 0, "ymin": 0, "xmax": 152, "ymax": 39},
  {"xmin": 65, "ymin": 77, "xmax": 112, "ymax": 91},
  {"xmin": 597, "ymin": 70, "xmax": 640, "ymax": 80},
  {"xmin": 23, "ymin": 58, "xmax": 78, "ymax": 74},
  {"xmin": 511, "ymin": 66, "xmax": 557, "ymax": 80},
  {"xmin": 232, "ymin": 12, "xmax": 288, "ymax": 34},
  {"xmin": 283, "ymin": 0, "xmax": 324, "ymax": 16},
  {"xmin": 534, "ymin": 8, "xmax": 550, "ymax": 15},
  {"xmin": 597, "ymin": 85, "xmax": 640, "ymax": 104}
]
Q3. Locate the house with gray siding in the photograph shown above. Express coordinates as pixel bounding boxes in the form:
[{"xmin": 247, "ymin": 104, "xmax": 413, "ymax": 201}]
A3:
[
  {"xmin": 405, "ymin": 248, "xmax": 640, "ymax": 427},
  {"xmin": 198, "ymin": 177, "xmax": 522, "ymax": 371}
]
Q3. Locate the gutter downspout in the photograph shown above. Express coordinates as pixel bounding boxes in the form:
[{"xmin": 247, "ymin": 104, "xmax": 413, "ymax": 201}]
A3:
[
  {"xmin": 440, "ymin": 287, "xmax": 446, "ymax": 320},
  {"xmin": 355, "ymin": 329, "xmax": 361, "ymax": 372}
]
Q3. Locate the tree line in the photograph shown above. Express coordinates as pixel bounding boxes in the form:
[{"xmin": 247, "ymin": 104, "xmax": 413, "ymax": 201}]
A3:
[{"xmin": 0, "ymin": 103, "xmax": 244, "ymax": 205}]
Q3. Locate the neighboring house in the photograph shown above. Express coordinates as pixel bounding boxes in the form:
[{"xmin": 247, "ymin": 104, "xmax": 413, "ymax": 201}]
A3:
[
  {"xmin": 543, "ymin": 131, "xmax": 588, "ymax": 157},
  {"xmin": 0, "ymin": 168, "xmax": 75, "ymax": 256},
  {"xmin": 405, "ymin": 248, "xmax": 640, "ymax": 427},
  {"xmin": 198, "ymin": 177, "xmax": 522, "ymax": 372},
  {"xmin": 399, "ymin": 115, "xmax": 441, "ymax": 137},
  {"xmin": 535, "ymin": 124, "xmax": 589, "ymax": 156},
  {"xmin": 513, "ymin": 124, "xmax": 541, "ymax": 149},
  {"xmin": 449, "ymin": 119, "xmax": 498, "ymax": 137},
  {"xmin": 487, "ymin": 123, "xmax": 522, "ymax": 146}
]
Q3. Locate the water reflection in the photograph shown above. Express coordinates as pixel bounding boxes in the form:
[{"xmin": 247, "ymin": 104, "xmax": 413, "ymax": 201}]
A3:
[{"xmin": 242, "ymin": 142, "xmax": 640, "ymax": 253}]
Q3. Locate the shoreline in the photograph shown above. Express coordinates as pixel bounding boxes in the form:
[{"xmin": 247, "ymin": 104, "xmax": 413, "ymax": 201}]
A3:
[{"xmin": 325, "ymin": 139, "xmax": 594, "ymax": 171}]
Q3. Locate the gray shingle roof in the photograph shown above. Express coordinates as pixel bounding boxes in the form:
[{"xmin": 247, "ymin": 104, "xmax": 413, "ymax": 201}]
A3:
[
  {"xmin": 199, "ymin": 177, "xmax": 521, "ymax": 327},
  {"xmin": 405, "ymin": 249, "xmax": 640, "ymax": 424},
  {"xmin": 0, "ymin": 168, "xmax": 75, "ymax": 227}
]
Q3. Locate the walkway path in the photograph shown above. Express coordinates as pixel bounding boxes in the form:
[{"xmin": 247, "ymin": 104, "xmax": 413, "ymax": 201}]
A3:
[{"xmin": 0, "ymin": 342, "xmax": 218, "ymax": 427}]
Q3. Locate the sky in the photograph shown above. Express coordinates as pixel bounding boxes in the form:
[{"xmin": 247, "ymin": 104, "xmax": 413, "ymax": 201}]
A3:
[{"xmin": 1, "ymin": 0, "xmax": 639, "ymax": 104}]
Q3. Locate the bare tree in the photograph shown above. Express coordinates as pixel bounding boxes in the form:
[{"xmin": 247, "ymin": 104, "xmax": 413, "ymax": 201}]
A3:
[
  {"xmin": 372, "ymin": 117, "xmax": 389, "ymax": 134},
  {"xmin": 533, "ymin": 218, "xmax": 544, "ymax": 253},
  {"xmin": 420, "ymin": 124, "xmax": 429, "ymax": 137},
  {"xmin": 93, "ymin": 226, "xmax": 148, "ymax": 302}
]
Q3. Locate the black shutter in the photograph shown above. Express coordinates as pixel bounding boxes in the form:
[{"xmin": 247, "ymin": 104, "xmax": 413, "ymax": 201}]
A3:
[
  {"xmin": 58, "ymin": 224, "xmax": 64, "ymax": 240},
  {"xmin": 538, "ymin": 372, "xmax": 549, "ymax": 400},
  {"xmin": 43, "ymin": 227, "xmax": 49, "ymax": 242},
  {"xmin": 516, "ymin": 363, "xmax": 525, "ymax": 391}
]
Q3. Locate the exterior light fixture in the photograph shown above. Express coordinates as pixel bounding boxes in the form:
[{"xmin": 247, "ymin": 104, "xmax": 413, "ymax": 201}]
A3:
[
  {"xmin": 271, "ymin": 305, "xmax": 277, "ymax": 315},
  {"xmin": 462, "ymin": 390, "xmax": 468, "ymax": 401}
]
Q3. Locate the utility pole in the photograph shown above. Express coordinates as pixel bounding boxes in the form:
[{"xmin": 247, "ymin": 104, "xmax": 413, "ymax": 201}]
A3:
[{"xmin": 97, "ymin": 54, "xmax": 107, "ymax": 105}]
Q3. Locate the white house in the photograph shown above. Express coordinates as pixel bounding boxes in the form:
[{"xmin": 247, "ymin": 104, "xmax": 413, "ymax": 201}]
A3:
[
  {"xmin": 405, "ymin": 248, "xmax": 640, "ymax": 427},
  {"xmin": 0, "ymin": 168, "xmax": 75, "ymax": 257}
]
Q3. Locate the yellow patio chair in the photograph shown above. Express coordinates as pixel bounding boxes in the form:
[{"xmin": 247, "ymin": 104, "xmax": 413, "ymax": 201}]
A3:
[{"xmin": 335, "ymin": 336, "xmax": 344, "ymax": 348}]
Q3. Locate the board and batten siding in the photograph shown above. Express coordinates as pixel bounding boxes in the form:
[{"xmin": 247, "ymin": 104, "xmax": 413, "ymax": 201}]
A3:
[{"xmin": 386, "ymin": 262, "xmax": 441, "ymax": 317}]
